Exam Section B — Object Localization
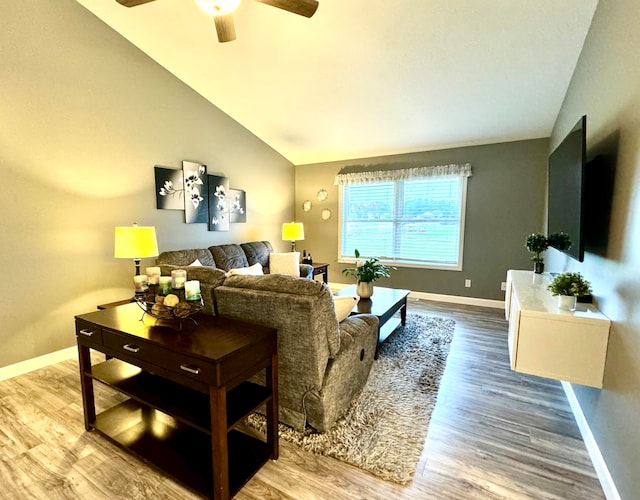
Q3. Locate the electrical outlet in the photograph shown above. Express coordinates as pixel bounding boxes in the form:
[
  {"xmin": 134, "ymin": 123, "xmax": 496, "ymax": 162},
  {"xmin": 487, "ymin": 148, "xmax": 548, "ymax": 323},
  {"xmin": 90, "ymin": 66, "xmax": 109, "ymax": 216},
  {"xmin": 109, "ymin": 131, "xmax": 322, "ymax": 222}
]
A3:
[
  {"xmin": 501, "ymin": 281, "xmax": 507, "ymax": 291},
  {"xmin": 465, "ymin": 279, "xmax": 472, "ymax": 288}
]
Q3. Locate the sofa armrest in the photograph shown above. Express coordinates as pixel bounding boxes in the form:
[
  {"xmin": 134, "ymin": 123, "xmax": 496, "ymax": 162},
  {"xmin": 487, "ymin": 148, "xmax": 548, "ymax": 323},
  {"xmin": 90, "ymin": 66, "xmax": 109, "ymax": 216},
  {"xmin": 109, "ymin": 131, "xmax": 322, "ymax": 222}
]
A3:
[
  {"xmin": 299, "ymin": 263, "xmax": 314, "ymax": 279},
  {"xmin": 337, "ymin": 314, "xmax": 379, "ymax": 353},
  {"xmin": 305, "ymin": 313, "xmax": 379, "ymax": 431}
]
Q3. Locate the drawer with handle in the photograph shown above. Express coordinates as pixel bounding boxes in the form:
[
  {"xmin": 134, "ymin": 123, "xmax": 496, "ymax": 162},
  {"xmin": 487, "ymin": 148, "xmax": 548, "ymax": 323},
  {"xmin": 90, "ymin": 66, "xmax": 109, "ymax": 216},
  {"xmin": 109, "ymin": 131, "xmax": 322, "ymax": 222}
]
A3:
[
  {"xmin": 75, "ymin": 320, "xmax": 103, "ymax": 346},
  {"xmin": 102, "ymin": 329, "xmax": 216, "ymax": 382}
]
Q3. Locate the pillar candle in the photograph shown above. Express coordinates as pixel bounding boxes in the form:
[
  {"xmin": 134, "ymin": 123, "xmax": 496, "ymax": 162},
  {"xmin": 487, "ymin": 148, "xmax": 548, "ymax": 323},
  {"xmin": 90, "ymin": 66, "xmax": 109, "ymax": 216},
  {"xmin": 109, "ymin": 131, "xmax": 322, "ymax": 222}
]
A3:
[
  {"xmin": 133, "ymin": 274, "xmax": 149, "ymax": 292},
  {"xmin": 171, "ymin": 269, "xmax": 187, "ymax": 289},
  {"xmin": 158, "ymin": 276, "xmax": 172, "ymax": 295},
  {"xmin": 185, "ymin": 280, "xmax": 201, "ymax": 300},
  {"xmin": 146, "ymin": 266, "xmax": 161, "ymax": 285}
]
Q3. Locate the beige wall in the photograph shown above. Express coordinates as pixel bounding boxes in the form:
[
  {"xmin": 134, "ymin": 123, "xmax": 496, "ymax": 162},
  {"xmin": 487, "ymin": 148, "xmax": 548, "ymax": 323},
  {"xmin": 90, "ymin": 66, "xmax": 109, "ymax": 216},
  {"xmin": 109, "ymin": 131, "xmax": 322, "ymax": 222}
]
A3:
[
  {"xmin": 0, "ymin": 0, "xmax": 295, "ymax": 368},
  {"xmin": 546, "ymin": 1, "xmax": 640, "ymax": 497},
  {"xmin": 295, "ymin": 139, "xmax": 549, "ymax": 300}
]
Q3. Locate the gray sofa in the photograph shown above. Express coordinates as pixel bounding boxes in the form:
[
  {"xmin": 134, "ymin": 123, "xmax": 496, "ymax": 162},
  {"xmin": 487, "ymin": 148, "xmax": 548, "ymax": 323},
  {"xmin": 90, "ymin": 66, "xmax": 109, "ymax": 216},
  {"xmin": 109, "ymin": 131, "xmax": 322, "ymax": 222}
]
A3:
[
  {"xmin": 215, "ymin": 274, "xmax": 379, "ymax": 432},
  {"xmin": 156, "ymin": 240, "xmax": 313, "ymax": 315}
]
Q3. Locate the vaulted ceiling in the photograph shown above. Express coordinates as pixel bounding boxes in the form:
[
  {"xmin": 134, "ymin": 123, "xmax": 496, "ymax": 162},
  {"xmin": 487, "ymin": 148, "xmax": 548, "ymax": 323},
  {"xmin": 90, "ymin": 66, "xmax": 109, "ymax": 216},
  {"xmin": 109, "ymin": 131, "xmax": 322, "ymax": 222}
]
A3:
[{"xmin": 75, "ymin": 0, "xmax": 598, "ymax": 165}]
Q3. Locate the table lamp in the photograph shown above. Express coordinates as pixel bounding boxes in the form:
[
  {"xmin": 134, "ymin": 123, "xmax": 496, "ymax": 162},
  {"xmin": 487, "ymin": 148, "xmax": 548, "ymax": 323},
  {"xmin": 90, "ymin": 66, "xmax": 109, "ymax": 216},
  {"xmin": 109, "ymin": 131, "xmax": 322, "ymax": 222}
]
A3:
[
  {"xmin": 282, "ymin": 222, "xmax": 304, "ymax": 251},
  {"xmin": 114, "ymin": 223, "xmax": 159, "ymax": 275}
]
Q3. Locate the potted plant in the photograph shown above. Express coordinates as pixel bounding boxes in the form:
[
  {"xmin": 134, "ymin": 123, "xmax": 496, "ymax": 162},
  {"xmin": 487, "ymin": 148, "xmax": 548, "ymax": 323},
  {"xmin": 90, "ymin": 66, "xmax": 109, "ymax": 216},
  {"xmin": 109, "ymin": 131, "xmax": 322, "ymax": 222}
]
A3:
[
  {"xmin": 525, "ymin": 233, "xmax": 549, "ymax": 274},
  {"xmin": 342, "ymin": 249, "xmax": 395, "ymax": 298},
  {"xmin": 547, "ymin": 272, "xmax": 592, "ymax": 311}
]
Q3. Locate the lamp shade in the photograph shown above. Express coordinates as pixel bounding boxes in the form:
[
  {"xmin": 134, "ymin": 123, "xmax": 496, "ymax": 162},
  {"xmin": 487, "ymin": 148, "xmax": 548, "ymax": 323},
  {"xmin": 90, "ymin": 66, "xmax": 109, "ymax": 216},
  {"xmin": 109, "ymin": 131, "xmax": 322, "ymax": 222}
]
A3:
[
  {"xmin": 114, "ymin": 226, "xmax": 159, "ymax": 259},
  {"xmin": 282, "ymin": 222, "xmax": 305, "ymax": 242}
]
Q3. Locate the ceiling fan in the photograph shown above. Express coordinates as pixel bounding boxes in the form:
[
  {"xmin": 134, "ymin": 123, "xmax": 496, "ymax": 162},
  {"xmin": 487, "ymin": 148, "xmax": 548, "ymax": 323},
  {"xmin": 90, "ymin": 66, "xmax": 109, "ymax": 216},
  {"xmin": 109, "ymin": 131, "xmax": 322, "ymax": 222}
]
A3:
[{"xmin": 115, "ymin": 0, "xmax": 319, "ymax": 43}]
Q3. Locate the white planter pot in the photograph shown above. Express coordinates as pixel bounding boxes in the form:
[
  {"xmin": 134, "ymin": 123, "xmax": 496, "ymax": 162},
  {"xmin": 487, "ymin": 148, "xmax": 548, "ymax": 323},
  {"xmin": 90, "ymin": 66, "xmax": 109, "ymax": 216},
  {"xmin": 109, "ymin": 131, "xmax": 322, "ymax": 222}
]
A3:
[
  {"xmin": 558, "ymin": 295, "xmax": 577, "ymax": 311},
  {"xmin": 357, "ymin": 281, "xmax": 374, "ymax": 299}
]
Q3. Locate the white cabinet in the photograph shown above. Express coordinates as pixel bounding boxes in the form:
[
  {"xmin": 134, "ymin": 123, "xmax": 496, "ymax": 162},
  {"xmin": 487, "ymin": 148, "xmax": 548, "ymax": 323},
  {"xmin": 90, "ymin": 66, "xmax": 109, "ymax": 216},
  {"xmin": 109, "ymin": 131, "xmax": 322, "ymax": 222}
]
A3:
[{"xmin": 505, "ymin": 270, "xmax": 611, "ymax": 388}]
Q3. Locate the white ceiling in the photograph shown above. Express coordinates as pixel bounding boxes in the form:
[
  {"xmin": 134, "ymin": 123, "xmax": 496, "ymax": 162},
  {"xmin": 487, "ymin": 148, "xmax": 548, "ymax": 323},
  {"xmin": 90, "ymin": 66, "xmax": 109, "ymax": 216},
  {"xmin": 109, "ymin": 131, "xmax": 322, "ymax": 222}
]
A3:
[{"xmin": 75, "ymin": 0, "xmax": 598, "ymax": 165}]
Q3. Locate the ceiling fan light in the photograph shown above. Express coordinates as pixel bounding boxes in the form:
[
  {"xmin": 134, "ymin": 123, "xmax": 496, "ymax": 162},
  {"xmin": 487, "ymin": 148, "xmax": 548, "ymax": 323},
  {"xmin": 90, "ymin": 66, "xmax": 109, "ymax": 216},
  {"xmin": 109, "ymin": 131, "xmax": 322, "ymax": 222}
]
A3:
[{"xmin": 195, "ymin": 0, "xmax": 241, "ymax": 16}]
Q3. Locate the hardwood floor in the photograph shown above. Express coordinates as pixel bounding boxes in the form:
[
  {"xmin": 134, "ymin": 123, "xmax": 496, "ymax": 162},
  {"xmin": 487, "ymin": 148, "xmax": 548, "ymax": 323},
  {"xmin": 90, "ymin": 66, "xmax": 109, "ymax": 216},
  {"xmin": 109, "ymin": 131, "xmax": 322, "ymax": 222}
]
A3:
[{"xmin": 0, "ymin": 299, "xmax": 604, "ymax": 499}]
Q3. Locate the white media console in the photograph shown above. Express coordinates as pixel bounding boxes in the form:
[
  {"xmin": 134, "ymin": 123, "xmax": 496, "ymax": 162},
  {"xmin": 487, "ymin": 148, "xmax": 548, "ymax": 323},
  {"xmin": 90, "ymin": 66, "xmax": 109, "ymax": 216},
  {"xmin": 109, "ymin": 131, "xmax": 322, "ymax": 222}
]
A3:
[{"xmin": 505, "ymin": 270, "xmax": 611, "ymax": 388}]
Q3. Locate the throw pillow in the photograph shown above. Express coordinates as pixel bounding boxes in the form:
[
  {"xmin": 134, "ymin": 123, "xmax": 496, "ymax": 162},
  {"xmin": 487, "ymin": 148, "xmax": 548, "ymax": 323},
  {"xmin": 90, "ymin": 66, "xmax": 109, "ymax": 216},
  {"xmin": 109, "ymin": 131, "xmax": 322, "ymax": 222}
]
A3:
[
  {"xmin": 269, "ymin": 252, "xmax": 300, "ymax": 277},
  {"xmin": 334, "ymin": 295, "xmax": 359, "ymax": 322},
  {"xmin": 189, "ymin": 258, "xmax": 203, "ymax": 266},
  {"xmin": 226, "ymin": 263, "xmax": 264, "ymax": 277}
]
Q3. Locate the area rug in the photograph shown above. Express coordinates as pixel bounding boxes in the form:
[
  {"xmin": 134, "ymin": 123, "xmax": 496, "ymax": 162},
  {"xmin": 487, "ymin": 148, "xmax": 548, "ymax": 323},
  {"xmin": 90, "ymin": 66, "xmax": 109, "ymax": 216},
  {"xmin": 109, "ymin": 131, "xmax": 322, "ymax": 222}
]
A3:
[{"xmin": 245, "ymin": 313, "xmax": 455, "ymax": 484}]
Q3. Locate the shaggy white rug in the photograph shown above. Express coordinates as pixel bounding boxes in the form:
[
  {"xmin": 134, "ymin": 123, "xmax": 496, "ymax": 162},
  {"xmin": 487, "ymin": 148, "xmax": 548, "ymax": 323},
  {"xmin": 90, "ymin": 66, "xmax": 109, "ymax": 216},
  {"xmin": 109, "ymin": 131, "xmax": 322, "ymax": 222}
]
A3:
[{"xmin": 245, "ymin": 313, "xmax": 455, "ymax": 484}]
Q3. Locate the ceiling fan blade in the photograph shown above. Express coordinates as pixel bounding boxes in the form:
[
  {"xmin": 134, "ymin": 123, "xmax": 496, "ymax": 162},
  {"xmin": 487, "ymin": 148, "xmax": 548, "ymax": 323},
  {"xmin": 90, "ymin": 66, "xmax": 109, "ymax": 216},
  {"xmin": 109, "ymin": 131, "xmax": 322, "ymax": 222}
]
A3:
[
  {"xmin": 256, "ymin": 0, "xmax": 319, "ymax": 18},
  {"xmin": 115, "ymin": 0, "xmax": 157, "ymax": 6},
  {"xmin": 214, "ymin": 14, "xmax": 237, "ymax": 43},
  {"xmin": 116, "ymin": 0, "xmax": 154, "ymax": 7}
]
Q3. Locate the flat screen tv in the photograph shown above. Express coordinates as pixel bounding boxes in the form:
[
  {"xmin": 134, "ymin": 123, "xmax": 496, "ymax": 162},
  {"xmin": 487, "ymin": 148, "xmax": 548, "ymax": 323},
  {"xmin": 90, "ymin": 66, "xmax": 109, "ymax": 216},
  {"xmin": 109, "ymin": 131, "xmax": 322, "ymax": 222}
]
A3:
[{"xmin": 547, "ymin": 115, "xmax": 586, "ymax": 262}]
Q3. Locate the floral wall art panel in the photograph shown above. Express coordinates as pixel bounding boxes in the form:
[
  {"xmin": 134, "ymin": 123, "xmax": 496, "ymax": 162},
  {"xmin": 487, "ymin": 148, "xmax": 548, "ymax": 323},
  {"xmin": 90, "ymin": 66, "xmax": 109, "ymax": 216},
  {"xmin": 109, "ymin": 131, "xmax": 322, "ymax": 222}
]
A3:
[
  {"xmin": 229, "ymin": 189, "xmax": 246, "ymax": 223},
  {"xmin": 208, "ymin": 175, "xmax": 230, "ymax": 231},
  {"xmin": 182, "ymin": 161, "xmax": 209, "ymax": 224},
  {"xmin": 155, "ymin": 166, "xmax": 184, "ymax": 210}
]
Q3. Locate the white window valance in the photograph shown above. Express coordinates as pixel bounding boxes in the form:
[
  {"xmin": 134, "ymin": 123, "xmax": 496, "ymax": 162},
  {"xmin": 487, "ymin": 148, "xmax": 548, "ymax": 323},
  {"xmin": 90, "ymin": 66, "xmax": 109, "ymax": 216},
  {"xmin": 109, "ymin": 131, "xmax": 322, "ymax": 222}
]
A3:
[{"xmin": 334, "ymin": 163, "xmax": 472, "ymax": 186}]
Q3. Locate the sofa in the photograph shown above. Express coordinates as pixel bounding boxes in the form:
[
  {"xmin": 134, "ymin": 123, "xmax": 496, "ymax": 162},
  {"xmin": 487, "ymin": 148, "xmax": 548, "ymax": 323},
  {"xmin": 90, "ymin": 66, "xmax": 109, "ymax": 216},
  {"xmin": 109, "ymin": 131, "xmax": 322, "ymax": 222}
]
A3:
[
  {"xmin": 156, "ymin": 241, "xmax": 314, "ymax": 315},
  {"xmin": 215, "ymin": 274, "xmax": 379, "ymax": 432}
]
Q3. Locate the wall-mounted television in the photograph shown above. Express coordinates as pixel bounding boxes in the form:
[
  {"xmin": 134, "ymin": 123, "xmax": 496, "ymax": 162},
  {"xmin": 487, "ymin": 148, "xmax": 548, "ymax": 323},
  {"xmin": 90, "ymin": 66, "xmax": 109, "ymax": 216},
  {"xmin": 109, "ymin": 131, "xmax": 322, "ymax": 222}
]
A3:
[{"xmin": 547, "ymin": 115, "xmax": 586, "ymax": 262}]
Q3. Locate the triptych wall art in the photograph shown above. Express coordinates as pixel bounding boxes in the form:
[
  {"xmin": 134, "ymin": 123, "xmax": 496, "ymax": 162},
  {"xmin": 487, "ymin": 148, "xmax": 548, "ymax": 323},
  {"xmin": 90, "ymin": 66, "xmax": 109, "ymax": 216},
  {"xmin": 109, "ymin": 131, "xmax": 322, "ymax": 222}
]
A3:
[{"xmin": 154, "ymin": 161, "xmax": 246, "ymax": 232}]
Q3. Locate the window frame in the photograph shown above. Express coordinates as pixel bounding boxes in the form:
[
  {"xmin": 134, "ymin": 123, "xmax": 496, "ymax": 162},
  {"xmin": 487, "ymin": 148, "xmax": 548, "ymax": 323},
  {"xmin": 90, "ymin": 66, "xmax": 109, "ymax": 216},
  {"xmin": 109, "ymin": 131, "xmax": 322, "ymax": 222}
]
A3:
[{"xmin": 337, "ymin": 175, "xmax": 469, "ymax": 271}]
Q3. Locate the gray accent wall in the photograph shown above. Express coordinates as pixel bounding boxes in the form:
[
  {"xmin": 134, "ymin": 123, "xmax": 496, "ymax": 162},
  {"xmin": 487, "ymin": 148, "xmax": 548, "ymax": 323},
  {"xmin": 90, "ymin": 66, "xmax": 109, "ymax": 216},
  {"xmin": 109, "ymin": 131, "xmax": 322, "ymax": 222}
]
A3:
[
  {"xmin": 546, "ymin": 1, "xmax": 640, "ymax": 497},
  {"xmin": 0, "ymin": 0, "xmax": 295, "ymax": 368},
  {"xmin": 295, "ymin": 139, "xmax": 549, "ymax": 300}
]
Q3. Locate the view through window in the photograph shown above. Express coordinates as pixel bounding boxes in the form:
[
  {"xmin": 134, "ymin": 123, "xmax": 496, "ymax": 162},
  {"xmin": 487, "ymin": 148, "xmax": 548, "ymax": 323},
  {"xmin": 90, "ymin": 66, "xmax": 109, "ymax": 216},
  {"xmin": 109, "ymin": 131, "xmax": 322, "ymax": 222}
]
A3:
[{"xmin": 339, "ymin": 174, "xmax": 468, "ymax": 269}]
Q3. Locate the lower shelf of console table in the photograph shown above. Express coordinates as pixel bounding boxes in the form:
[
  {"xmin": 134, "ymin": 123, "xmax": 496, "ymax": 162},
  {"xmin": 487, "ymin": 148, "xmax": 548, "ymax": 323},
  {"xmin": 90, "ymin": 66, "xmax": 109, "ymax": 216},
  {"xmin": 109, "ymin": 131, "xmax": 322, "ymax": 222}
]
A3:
[
  {"xmin": 75, "ymin": 304, "xmax": 278, "ymax": 500},
  {"xmin": 87, "ymin": 359, "xmax": 270, "ymax": 498}
]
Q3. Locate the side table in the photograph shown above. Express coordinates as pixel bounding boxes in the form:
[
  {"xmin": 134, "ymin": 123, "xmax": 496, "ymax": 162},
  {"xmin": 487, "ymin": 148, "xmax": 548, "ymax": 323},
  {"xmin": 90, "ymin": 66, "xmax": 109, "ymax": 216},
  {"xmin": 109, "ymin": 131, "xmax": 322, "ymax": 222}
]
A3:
[{"xmin": 311, "ymin": 262, "xmax": 329, "ymax": 283}]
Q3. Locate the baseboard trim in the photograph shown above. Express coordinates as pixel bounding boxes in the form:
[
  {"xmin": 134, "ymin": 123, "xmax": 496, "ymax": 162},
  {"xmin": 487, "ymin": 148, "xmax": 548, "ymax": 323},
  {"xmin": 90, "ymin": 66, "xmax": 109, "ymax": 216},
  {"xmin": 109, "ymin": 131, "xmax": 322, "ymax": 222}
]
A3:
[
  {"xmin": 328, "ymin": 282, "xmax": 504, "ymax": 309},
  {"xmin": 408, "ymin": 290, "xmax": 504, "ymax": 309},
  {"xmin": 562, "ymin": 381, "xmax": 620, "ymax": 500},
  {"xmin": 0, "ymin": 347, "xmax": 77, "ymax": 381}
]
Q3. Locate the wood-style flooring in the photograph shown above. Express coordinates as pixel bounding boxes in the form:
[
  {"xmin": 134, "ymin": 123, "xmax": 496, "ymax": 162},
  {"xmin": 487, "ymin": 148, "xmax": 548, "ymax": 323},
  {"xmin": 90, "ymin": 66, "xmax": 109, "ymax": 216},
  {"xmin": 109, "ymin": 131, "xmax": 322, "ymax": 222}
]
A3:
[{"xmin": 0, "ymin": 299, "xmax": 605, "ymax": 499}]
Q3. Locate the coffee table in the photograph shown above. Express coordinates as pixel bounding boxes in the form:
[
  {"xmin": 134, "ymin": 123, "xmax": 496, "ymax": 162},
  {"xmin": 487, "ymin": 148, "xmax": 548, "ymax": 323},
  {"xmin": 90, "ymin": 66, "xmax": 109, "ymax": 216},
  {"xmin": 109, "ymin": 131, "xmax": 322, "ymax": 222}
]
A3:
[
  {"xmin": 337, "ymin": 285, "xmax": 410, "ymax": 358},
  {"xmin": 75, "ymin": 303, "xmax": 278, "ymax": 500}
]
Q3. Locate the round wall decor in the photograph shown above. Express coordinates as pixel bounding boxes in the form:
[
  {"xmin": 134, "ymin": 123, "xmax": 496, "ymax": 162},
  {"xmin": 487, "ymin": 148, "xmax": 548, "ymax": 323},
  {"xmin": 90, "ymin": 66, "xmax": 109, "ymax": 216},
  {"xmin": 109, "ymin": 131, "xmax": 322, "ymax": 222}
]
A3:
[{"xmin": 321, "ymin": 208, "xmax": 332, "ymax": 220}]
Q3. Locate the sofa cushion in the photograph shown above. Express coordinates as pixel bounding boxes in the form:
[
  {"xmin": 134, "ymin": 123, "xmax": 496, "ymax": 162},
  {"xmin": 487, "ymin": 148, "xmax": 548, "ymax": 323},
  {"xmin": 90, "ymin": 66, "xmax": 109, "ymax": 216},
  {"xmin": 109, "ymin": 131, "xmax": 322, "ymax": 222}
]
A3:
[
  {"xmin": 241, "ymin": 241, "xmax": 274, "ymax": 268},
  {"xmin": 209, "ymin": 244, "xmax": 249, "ymax": 271},
  {"xmin": 226, "ymin": 263, "xmax": 264, "ymax": 277},
  {"xmin": 156, "ymin": 248, "xmax": 215, "ymax": 268},
  {"xmin": 269, "ymin": 252, "xmax": 300, "ymax": 277}
]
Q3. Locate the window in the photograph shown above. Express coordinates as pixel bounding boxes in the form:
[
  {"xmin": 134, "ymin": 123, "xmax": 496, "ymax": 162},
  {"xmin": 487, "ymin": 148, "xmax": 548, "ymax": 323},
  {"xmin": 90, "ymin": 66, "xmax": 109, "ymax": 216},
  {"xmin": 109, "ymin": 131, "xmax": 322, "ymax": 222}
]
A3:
[{"xmin": 337, "ymin": 164, "xmax": 471, "ymax": 270}]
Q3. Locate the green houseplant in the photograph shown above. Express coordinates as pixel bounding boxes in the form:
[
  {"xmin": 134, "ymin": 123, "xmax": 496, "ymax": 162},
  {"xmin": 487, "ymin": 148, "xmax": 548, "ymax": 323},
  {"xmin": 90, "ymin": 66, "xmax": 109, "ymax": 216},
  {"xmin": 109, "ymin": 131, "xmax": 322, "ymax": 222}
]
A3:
[
  {"xmin": 342, "ymin": 249, "xmax": 395, "ymax": 298},
  {"xmin": 525, "ymin": 233, "xmax": 549, "ymax": 273},
  {"xmin": 547, "ymin": 272, "xmax": 592, "ymax": 311}
]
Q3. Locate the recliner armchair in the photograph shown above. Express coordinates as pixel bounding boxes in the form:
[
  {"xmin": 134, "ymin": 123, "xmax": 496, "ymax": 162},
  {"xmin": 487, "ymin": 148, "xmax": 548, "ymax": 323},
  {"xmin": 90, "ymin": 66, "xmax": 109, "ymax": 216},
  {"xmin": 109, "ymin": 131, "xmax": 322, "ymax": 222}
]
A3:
[{"xmin": 215, "ymin": 274, "xmax": 379, "ymax": 432}]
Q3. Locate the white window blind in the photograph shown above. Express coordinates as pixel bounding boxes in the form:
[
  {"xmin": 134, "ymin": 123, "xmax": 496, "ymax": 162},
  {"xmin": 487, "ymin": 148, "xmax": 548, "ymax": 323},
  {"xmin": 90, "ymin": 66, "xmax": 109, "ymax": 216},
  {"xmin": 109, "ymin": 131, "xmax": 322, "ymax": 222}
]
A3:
[{"xmin": 337, "ymin": 164, "xmax": 471, "ymax": 270}]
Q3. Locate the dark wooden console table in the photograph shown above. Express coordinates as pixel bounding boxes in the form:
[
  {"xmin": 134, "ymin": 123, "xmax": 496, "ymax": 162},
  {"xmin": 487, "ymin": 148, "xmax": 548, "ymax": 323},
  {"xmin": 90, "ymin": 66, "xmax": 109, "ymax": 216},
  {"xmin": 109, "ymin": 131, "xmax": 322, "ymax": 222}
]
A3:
[{"xmin": 75, "ymin": 303, "xmax": 278, "ymax": 499}]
